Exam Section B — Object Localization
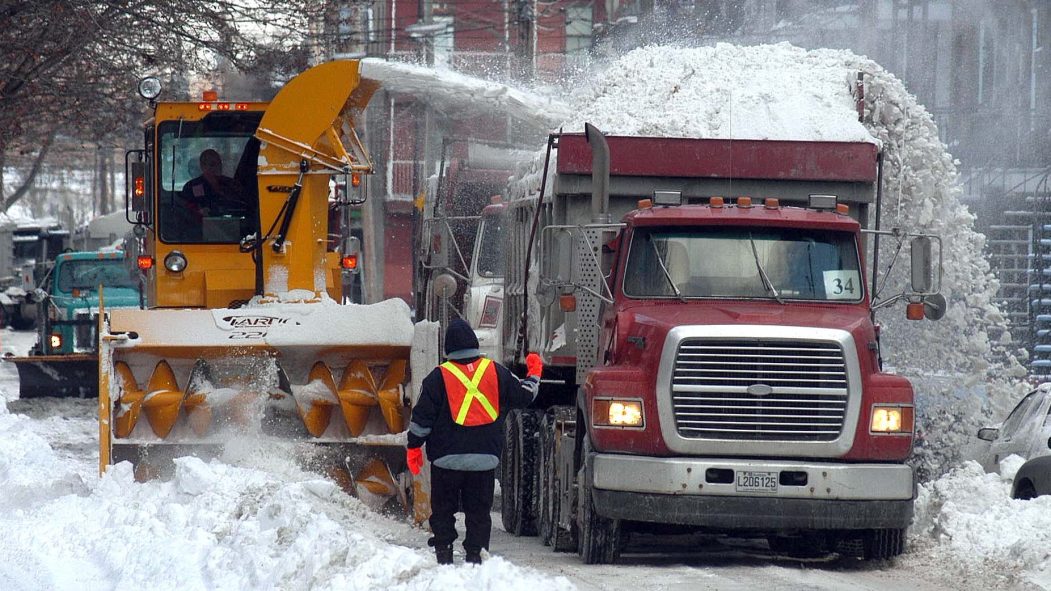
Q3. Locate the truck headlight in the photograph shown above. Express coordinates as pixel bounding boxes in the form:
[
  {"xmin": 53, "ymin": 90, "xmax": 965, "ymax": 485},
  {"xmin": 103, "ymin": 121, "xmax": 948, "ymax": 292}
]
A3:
[
  {"xmin": 164, "ymin": 251, "xmax": 188, "ymax": 273},
  {"xmin": 593, "ymin": 398, "xmax": 644, "ymax": 428},
  {"xmin": 870, "ymin": 405, "xmax": 914, "ymax": 434}
]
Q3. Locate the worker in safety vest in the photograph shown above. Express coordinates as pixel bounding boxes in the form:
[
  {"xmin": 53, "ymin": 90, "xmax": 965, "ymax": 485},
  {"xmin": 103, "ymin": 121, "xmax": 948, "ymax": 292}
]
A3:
[{"xmin": 406, "ymin": 318, "xmax": 542, "ymax": 565}]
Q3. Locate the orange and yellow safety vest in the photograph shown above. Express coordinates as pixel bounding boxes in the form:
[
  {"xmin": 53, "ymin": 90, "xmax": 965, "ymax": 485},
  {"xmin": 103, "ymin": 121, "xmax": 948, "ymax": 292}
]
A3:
[{"xmin": 439, "ymin": 358, "xmax": 500, "ymax": 426}]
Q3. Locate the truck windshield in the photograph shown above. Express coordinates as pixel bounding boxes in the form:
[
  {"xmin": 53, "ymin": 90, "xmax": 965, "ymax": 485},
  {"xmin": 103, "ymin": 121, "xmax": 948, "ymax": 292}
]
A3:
[
  {"xmin": 57, "ymin": 259, "xmax": 138, "ymax": 292},
  {"xmin": 474, "ymin": 212, "xmax": 506, "ymax": 278},
  {"xmin": 156, "ymin": 113, "xmax": 262, "ymax": 244},
  {"xmin": 623, "ymin": 227, "xmax": 863, "ymax": 302}
]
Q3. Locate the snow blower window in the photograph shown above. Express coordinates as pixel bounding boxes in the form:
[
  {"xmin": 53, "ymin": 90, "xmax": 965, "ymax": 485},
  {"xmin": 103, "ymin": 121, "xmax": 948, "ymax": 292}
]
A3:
[
  {"xmin": 623, "ymin": 227, "xmax": 862, "ymax": 302},
  {"xmin": 57, "ymin": 260, "xmax": 139, "ymax": 292},
  {"xmin": 157, "ymin": 113, "xmax": 262, "ymax": 244}
]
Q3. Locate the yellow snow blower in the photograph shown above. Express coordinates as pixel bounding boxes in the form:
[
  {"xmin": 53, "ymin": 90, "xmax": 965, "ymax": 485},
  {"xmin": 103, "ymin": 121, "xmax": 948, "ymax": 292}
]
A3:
[{"xmin": 100, "ymin": 60, "xmax": 438, "ymax": 518}]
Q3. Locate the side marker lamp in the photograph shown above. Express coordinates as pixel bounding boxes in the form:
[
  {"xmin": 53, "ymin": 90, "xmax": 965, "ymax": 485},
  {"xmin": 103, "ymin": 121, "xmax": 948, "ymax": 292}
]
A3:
[
  {"xmin": 49, "ymin": 333, "xmax": 62, "ymax": 350},
  {"xmin": 137, "ymin": 255, "xmax": 154, "ymax": 271},
  {"xmin": 341, "ymin": 254, "xmax": 359, "ymax": 271}
]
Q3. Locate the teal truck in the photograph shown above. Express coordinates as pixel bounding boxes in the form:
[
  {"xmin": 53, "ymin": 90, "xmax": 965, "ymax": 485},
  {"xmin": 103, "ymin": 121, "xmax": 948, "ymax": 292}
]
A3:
[{"xmin": 4, "ymin": 250, "xmax": 139, "ymax": 397}]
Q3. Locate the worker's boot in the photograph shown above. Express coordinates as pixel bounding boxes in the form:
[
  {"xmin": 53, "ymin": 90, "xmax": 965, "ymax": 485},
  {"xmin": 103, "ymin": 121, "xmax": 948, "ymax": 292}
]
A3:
[
  {"xmin": 465, "ymin": 549, "xmax": 482, "ymax": 565},
  {"xmin": 434, "ymin": 545, "xmax": 454, "ymax": 565}
]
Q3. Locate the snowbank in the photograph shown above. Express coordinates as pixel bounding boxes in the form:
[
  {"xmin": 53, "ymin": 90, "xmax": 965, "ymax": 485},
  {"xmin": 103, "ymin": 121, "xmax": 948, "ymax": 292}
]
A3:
[
  {"xmin": 0, "ymin": 414, "xmax": 574, "ymax": 591},
  {"xmin": 910, "ymin": 458, "xmax": 1051, "ymax": 590}
]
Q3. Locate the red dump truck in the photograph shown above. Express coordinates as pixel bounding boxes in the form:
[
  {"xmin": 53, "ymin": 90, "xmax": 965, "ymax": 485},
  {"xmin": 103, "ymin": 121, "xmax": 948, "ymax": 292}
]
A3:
[{"xmin": 494, "ymin": 124, "xmax": 944, "ymax": 563}]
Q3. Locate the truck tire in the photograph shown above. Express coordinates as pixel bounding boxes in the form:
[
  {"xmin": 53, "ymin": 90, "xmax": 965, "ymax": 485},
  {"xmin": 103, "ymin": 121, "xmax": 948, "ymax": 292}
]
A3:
[
  {"xmin": 538, "ymin": 411, "xmax": 576, "ymax": 551},
  {"xmin": 500, "ymin": 409, "xmax": 538, "ymax": 536},
  {"xmin": 577, "ymin": 437, "xmax": 620, "ymax": 564},
  {"xmin": 863, "ymin": 528, "xmax": 906, "ymax": 560}
]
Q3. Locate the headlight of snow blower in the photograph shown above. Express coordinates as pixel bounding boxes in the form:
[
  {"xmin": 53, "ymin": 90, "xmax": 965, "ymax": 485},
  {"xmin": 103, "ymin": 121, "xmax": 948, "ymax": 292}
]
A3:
[{"xmin": 164, "ymin": 251, "xmax": 188, "ymax": 273}]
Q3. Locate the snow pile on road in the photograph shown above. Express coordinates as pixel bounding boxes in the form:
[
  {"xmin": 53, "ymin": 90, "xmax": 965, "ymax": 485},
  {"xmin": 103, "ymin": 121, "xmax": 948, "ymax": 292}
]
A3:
[
  {"xmin": 910, "ymin": 457, "xmax": 1051, "ymax": 590},
  {"xmin": 510, "ymin": 42, "xmax": 1023, "ymax": 476},
  {"xmin": 0, "ymin": 406, "xmax": 573, "ymax": 591}
]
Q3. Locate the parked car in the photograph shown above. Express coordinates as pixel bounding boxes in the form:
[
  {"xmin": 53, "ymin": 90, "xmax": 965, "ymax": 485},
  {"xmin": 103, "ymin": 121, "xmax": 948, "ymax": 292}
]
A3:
[
  {"xmin": 1011, "ymin": 455, "xmax": 1051, "ymax": 499},
  {"xmin": 977, "ymin": 384, "xmax": 1051, "ymax": 473}
]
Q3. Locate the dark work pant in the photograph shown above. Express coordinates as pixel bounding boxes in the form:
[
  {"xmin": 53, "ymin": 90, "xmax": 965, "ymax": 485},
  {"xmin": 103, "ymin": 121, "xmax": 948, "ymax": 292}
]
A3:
[{"xmin": 429, "ymin": 465, "xmax": 496, "ymax": 552}]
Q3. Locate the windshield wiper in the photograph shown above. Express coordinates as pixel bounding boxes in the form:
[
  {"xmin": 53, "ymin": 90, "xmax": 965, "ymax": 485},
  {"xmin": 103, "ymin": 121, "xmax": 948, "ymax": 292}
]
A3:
[
  {"xmin": 649, "ymin": 237, "xmax": 687, "ymax": 302},
  {"xmin": 748, "ymin": 233, "xmax": 785, "ymax": 304}
]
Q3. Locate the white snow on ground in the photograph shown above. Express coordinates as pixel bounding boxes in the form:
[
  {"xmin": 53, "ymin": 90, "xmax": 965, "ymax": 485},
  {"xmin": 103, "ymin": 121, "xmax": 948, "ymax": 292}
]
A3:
[
  {"xmin": 0, "ymin": 402, "xmax": 572, "ymax": 591},
  {"xmin": 910, "ymin": 456, "xmax": 1051, "ymax": 590}
]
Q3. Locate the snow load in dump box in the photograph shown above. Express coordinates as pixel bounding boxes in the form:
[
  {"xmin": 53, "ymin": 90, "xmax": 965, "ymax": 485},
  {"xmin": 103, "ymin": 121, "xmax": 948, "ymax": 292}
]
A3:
[{"xmin": 561, "ymin": 43, "xmax": 877, "ymax": 143}]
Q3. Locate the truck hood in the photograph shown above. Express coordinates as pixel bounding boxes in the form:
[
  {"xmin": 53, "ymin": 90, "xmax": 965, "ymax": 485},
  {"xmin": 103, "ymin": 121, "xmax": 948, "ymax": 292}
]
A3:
[{"xmin": 619, "ymin": 299, "xmax": 874, "ymax": 340}]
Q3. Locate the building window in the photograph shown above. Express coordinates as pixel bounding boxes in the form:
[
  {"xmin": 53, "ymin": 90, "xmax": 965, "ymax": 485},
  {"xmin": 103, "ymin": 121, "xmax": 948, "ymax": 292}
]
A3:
[{"xmin": 566, "ymin": 5, "xmax": 592, "ymax": 56}]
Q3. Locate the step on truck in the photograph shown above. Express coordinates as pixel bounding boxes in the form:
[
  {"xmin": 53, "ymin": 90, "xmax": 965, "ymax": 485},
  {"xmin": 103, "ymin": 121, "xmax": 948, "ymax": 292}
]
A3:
[{"xmin": 496, "ymin": 124, "xmax": 945, "ymax": 563}]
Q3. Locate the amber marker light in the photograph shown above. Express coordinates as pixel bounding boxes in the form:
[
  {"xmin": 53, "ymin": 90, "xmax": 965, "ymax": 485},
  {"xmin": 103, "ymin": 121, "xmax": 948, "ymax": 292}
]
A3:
[
  {"xmin": 906, "ymin": 301, "xmax": 925, "ymax": 320},
  {"xmin": 341, "ymin": 254, "xmax": 359, "ymax": 270},
  {"xmin": 137, "ymin": 255, "xmax": 154, "ymax": 270},
  {"xmin": 737, "ymin": 196, "xmax": 753, "ymax": 208}
]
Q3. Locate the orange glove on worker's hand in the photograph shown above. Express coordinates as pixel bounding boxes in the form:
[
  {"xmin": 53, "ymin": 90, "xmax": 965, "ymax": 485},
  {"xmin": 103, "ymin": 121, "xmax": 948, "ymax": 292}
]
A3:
[
  {"xmin": 406, "ymin": 447, "xmax": 424, "ymax": 475},
  {"xmin": 526, "ymin": 352, "xmax": 544, "ymax": 379}
]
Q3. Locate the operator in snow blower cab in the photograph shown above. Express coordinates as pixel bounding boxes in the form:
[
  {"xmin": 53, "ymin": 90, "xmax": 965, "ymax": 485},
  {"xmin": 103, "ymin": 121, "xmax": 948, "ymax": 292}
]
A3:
[
  {"xmin": 406, "ymin": 318, "xmax": 543, "ymax": 565},
  {"xmin": 181, "ymin": 148, "xmax": 247, "ymax": 219}
]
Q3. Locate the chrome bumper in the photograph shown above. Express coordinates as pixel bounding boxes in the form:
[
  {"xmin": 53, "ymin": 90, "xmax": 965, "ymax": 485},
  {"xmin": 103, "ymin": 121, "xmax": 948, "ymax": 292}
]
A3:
[
  {"xmin": 589, "ymin": 454, "xmax": 915, "ymax": 530},
  {"xmin": 591, "ymin": 454, "xmax": 914, "ymax": 501}
]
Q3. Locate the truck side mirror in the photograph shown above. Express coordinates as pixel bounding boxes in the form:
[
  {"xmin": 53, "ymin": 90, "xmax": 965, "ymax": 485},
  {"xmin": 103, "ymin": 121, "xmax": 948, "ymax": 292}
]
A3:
[
  {"xmin": 977, "ymin": 427, "xmax": 999, "ymax": 442},
  {"xmin": 923, "ymin": 292, "xmax": 947, "ymax": 321},
  {"xmin": 910, "ymin": 236, "xmax": 933, "ymax": 293}
]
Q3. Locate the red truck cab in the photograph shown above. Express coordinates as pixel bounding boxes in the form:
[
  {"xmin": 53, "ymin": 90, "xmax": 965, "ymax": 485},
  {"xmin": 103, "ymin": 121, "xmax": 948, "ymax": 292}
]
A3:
[{"xmin": 585, "ymin": 202, "xmax": 915, "ymax": 543}]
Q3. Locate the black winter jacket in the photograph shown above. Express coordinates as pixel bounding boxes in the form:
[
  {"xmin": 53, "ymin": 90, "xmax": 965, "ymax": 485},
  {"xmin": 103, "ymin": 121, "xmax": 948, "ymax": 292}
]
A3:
[{"xmin": 407, "ymin": 358, "xmax": 537, "ymax": 471}]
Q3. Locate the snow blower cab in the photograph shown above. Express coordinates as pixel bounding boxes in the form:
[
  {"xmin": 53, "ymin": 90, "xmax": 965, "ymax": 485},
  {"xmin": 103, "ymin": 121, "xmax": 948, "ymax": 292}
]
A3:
[{"xmin": 105, "ymin": 61, "xmax": 439, "ymax": 516}]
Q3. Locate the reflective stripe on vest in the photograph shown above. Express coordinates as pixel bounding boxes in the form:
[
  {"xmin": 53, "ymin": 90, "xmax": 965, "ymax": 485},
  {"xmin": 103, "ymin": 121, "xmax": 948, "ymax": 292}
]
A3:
[{"xmin": 439, "ymin": 358, "xmax": 499, "ymax": 426}]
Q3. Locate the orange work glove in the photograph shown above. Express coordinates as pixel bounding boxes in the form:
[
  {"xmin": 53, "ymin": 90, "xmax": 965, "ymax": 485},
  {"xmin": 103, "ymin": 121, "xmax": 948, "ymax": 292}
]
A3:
[
  {"xmin": 407, "ymin": 447, "xmax": 424, "ymax": 475},
  {"xmin": 526, "ymin": 352, "xmax": 544, "ymax": 379}
]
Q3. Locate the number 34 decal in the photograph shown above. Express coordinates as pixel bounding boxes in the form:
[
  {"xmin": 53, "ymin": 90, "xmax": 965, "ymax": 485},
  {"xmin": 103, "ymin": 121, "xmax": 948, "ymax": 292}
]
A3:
[{"xmin": 823, "ymin": 271, "xmax": 860, "ymax": 300}]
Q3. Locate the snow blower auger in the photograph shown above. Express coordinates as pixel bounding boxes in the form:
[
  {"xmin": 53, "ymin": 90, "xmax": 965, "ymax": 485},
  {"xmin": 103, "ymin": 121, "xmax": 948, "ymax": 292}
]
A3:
[{"xmin": 99, "ymin": 60, "xmax": 439, "ymax": 519}]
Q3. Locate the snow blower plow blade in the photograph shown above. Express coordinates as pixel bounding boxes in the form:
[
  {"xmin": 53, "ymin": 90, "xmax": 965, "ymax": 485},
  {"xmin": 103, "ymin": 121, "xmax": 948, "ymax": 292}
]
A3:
[
  {"xmin": 5, "ymin": 353, "xmax": 98, "ymax": 398},
  {"xmin": 99, "ymin": 299, "xmax": 435, "ymax": 514}
]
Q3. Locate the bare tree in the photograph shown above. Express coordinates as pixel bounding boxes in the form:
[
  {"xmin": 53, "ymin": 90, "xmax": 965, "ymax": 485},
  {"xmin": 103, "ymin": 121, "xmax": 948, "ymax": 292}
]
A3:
[{"xmin": 0, "ymin": 0, "xmax": 321, "ymax": 213}]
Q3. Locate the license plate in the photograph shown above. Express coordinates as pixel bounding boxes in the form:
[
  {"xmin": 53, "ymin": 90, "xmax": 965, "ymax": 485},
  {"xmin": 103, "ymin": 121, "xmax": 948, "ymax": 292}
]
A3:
[{"xmin": 735, "ymin": 470, "xmax": 778, "ymax": 493}]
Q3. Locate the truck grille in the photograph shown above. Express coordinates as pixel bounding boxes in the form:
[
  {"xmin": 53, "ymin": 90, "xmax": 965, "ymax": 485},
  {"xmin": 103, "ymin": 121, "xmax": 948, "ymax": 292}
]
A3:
[
  {"xmin": 671, "ymin": 338, "xmax": 848, "ymax": 442},
  {"xmin": 74, "ymin": 312, "xmax": 96, "ymax": 351}
]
